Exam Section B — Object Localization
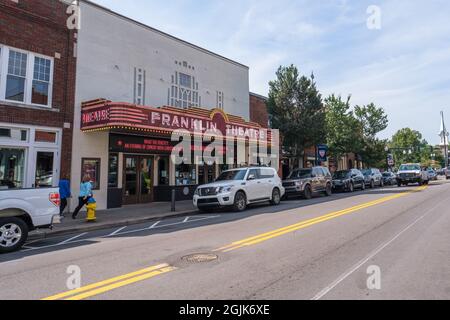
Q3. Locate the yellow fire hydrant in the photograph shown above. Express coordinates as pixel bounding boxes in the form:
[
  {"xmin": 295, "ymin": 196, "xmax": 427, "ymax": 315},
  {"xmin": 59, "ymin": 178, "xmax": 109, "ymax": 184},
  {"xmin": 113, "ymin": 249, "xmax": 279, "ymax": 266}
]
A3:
[{"xmin": 86, "ymin": 198, "xmax": 97, "ymax": 223}]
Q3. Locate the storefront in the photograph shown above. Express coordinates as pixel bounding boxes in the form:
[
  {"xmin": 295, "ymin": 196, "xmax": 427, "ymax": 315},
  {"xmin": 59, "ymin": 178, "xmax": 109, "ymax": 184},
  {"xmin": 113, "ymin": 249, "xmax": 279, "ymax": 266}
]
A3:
[
  {"xmin": 0, "ymin": 123, "xmax": 61, "ymax": 190},
  {"xmin": 80, "ymin": 99, "xmax": 273, "ymax": 209}
]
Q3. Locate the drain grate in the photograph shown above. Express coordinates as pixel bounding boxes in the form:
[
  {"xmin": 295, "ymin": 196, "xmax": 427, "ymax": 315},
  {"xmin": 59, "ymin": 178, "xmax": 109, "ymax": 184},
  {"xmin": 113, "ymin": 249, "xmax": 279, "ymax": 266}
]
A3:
[{"xmin": 182, "ymin": 253, "xmax": 218, "ymax": 263}]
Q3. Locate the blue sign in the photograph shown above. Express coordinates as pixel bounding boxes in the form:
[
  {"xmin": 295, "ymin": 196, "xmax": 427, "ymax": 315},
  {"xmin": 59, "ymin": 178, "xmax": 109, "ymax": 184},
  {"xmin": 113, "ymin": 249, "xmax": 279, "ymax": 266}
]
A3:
[{"xmin": 317, "ymin": 145, "xmax": 328, "ymax": 162}]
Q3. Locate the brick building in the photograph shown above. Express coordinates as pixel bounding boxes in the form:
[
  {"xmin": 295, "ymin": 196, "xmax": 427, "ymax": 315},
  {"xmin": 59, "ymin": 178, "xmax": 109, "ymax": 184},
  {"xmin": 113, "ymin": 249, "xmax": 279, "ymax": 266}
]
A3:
[
  {"xmin": 249, "ymin": 92, "xmax": 269, "ymax": 128},
  {"xmin": 0, "ymin": 0, "xmax": 76, "ymax": 189}
]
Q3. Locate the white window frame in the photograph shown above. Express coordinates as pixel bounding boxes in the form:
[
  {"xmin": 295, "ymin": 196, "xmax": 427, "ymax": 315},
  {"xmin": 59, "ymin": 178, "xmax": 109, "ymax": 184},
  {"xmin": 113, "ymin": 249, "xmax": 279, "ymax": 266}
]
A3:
[{"xmin": 0, "ymin": 44, "xmax": 54, "ymax": 108}]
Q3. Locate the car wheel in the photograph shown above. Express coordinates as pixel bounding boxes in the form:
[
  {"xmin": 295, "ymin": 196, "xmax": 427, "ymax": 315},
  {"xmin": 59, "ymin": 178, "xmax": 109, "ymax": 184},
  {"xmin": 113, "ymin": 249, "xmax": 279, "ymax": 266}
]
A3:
[
  {"xmin": 0, "ymin": 217, "xmax": 28, "ymax": 254},
  {"xmin": 233, "ymin": 191, "xmax": 247, "ymax": 212},
  {"xmin": 324, "ymin": 183, "xmax": 332, "ymax": 197},
  {"xmin": 270, "ymin": 188, "xmax": 281, "ymax": 205},
  {"xmin": 348, "ymin": 182, "xmax": 354, "ymax": 192},
  {"xmin": 303, "ymin": 185, "xmax": 313, "ymax": 200}
]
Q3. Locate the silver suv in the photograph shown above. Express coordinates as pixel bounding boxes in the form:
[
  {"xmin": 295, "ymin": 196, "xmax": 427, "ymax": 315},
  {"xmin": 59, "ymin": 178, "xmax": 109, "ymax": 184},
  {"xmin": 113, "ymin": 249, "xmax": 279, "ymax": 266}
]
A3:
[
  {"xmin": 193, "ymin": 167, "xmax": 285, "ymax": 212},
  {"xmin": 282, "ymin": 167, "xmax": 333, "ymax": 199}
]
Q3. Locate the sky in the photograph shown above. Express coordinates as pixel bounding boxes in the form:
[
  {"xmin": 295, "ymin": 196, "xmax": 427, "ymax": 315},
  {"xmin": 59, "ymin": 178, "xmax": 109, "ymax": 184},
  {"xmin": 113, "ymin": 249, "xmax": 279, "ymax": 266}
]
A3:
[{"xmin": 89, "ymin": 0, "xmax": 450, "ymax": 145}]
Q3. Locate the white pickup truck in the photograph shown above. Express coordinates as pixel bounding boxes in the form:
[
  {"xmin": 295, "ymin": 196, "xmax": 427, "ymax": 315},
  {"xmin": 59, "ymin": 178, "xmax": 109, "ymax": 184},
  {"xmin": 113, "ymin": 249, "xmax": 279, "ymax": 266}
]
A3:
[{"xmin": 0, "ymin": 188, "xmax": 61, "ymax": 253}]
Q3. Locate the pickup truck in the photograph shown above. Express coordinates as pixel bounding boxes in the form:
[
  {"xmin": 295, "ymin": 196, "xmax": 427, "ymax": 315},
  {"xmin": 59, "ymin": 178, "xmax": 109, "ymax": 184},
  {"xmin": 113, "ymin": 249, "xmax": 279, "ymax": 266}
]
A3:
[
  {"xmin": 0, "ymin": 188, "xmax": 61, "ymax": 253},
  {"xmin": 396, "ymin": 163, "xmax": 429, "ymax": 187}
]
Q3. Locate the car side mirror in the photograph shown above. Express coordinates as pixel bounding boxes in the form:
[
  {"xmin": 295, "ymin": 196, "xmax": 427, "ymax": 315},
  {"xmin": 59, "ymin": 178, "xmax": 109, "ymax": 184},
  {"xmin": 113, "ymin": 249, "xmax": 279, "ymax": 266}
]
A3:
[{"xmin": 247, "ymin": 174, "xmax": 256, "ymax": 181}]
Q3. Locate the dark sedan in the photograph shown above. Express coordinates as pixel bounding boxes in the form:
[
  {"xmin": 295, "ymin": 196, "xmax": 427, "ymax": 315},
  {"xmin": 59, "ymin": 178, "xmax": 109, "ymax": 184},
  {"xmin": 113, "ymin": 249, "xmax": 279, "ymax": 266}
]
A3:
[
  {"xmin": 382, "ymin": 172, "xmax": 397, "ymax": 186},
  {"xmin": 332, "ymin": 169, "xmax": 366, "ymax": 192}
]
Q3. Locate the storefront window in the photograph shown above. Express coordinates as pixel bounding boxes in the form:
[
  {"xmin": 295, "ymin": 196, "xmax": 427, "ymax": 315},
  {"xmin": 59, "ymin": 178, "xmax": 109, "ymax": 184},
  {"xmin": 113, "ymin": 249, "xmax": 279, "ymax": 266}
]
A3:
[
  {"xmin": 35, "ymin": 151, "xmax": 54, "ymax": 187},
  {"xmin": 175, "ymin": 164, "xmax": 196, "ymax": 186},
  {"xmin": 81, "ymin": 158, "xmax": 101, "ymax": 190},
  {"xmin": 158, "ymin": 157, "xmax": 169, "ymax": 186},
  {"xmin": 108, "ymin": 154, "xmax": 119, "ymax": 188},
  {"xmin": 0, "ymin": 148, "xmax": 25, "ymax": 189}
]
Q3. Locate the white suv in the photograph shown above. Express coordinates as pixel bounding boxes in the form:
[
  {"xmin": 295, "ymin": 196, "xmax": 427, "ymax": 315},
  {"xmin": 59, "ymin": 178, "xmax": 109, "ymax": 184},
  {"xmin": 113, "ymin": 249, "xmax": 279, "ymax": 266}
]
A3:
[{"xmin": 193, "ymin": 167, "xmax": 285, "ymax": 212}]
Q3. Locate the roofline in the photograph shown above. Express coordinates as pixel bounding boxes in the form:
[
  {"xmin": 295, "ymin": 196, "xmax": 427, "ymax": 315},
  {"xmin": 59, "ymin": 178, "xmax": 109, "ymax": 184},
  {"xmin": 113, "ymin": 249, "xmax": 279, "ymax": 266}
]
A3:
[
  {"xmin": 250, "ymin": 92, "xmax": 268, "ymax": 100},
  {"xmin": 79, "ymin": 0, "xmax": 249, "ymax": 70}
]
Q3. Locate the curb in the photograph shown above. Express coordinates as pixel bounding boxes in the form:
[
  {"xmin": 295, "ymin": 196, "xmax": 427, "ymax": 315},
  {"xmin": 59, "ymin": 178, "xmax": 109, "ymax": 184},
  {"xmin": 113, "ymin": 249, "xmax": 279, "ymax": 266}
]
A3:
[{"xmin": 28, "ymin": 209, "xmax": 199, "ymax": 241}]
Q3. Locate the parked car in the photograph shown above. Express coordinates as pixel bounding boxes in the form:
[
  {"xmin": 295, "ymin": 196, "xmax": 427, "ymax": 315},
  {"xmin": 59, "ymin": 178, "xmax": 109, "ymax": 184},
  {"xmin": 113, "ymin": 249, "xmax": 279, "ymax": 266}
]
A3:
[
  {"xmin": 427, "ymin": 168, "xmax": 437, "ymax": 181},
  {"xmin": 0, "ymin": 188, "xmax": 61, "ymax": 253},
  {"xmin": 396, "ymin": 164, "xmax": 429, "ymax": 186},
  {"xmin": 282, "ymin": 167, "xmax": 332, "ymax": 200},
  {"xmin": 446, "ymin": 167, "xmax": 450, "ymax": 180},
  {"xmin": 332, "ymin": 169, "xmax": 365, "ymax": 192},
  {"xmin": 382, "ymin": 172, "xmax": 397, "ymax": 186},
  {"xmin": 362, "ymin": 168, "xmax": 384, "ymax": 188},
  {"xmin": 193, "ymin": 167, "xmax": 285, "ymax": 212}
]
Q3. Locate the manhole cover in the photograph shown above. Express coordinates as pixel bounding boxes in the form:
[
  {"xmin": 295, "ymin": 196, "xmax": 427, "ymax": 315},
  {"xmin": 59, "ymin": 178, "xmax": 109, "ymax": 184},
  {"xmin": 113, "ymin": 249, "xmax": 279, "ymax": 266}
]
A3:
[{"xmin": 182, "ymin": 253, "xmax": 218, "ymax": 263}]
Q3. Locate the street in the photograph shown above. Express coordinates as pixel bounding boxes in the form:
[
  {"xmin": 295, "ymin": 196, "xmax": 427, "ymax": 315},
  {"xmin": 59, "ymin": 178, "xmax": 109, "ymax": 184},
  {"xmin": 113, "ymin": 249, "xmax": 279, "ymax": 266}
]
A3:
[{"xmin": 0, "ymin": 181, "xmax": 449, "ymax": 300}]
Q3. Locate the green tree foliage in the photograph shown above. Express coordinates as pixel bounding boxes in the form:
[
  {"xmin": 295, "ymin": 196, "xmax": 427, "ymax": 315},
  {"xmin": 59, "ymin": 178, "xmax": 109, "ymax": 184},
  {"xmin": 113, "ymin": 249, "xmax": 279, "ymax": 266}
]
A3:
[
  {"xmin": 324, "ymin": 94, "xmax": 362, "ymax": 161},
  {"xmin": 389, "ymin": 128, "xmax": 433, "ymax": 165},
  {"xmin": 354, "ymin": 103, "xmax": 389, "ymax": 168},
  {"xmin": 267, "ymin": 65, "xmax": 325, "ymax": 158}
]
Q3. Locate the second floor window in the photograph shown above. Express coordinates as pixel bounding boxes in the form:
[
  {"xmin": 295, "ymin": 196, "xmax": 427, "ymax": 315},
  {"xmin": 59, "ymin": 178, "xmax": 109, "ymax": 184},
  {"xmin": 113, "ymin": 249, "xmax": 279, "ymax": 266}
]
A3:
[{"xmin": 0, "ymin": 45, "xmax": 53, "ymax": 107}]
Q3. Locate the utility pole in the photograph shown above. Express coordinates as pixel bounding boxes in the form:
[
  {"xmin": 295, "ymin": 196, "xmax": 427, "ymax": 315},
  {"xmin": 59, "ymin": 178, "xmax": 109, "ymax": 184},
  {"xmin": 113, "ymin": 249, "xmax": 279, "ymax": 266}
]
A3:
[{"xmin": 440, "ymin": 111, "xmax": 449, "ymax": 168}]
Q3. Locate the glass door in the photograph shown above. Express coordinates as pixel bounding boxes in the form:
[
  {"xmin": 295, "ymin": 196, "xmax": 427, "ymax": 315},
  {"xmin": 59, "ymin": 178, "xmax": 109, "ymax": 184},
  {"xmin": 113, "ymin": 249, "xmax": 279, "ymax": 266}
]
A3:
[
  {"xmin": 139, "ymin": 157, "xmax": 153, "ymax": 203},
  {"xmin": 123, "ymin": 155, "xmax": 154, "ymax": 205},
  {"xmin": 34, "ymin": 149, "xmax": 57, "ymax": 188},
  {"xmin": 123, "ymin": 156, "xmax": 138, "ymax": 205}
]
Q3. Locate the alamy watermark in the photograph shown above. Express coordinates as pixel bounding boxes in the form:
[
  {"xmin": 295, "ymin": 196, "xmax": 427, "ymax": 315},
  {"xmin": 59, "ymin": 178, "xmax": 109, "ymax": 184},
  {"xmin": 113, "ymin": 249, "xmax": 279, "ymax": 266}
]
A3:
[
  {"xmin": 366, "ymin": 265, "xmax": 381, "ymax": 290},
  {"xmin": 367, "ymin": 5, "xmax": 382, "ymax": 30},
  {"xmin": 66, "ymin": 265, "xmax": 82, "ymax": 290}
]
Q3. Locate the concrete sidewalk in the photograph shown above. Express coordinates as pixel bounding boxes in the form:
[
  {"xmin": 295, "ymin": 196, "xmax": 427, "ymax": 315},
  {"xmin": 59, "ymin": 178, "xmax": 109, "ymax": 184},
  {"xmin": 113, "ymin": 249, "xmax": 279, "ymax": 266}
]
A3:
[{"xmin": 29, "ymin": 200, "xmax": 197, "ymax": 240}]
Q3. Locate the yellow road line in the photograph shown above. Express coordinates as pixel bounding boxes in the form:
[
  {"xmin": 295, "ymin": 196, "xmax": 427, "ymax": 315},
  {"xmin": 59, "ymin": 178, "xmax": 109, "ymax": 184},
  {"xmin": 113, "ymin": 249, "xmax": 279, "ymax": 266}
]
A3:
[
  {"xmin": 65, "ymin": 266, "xmax": 175, "ymax": 300},
  {"xmin": 42, "ymin": 263, "xmax": 175, "ymax": 300},
  {"xmin": 217, "ymin": 186, "xmax": 427, "ymax": 252}
]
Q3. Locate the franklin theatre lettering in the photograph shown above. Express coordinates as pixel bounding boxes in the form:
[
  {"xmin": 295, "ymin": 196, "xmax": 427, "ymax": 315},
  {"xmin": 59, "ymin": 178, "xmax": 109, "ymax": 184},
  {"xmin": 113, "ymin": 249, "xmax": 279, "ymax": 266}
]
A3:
[{"xmin": 149, "ymin": 111, "xmax": 265, "ymax": 140}]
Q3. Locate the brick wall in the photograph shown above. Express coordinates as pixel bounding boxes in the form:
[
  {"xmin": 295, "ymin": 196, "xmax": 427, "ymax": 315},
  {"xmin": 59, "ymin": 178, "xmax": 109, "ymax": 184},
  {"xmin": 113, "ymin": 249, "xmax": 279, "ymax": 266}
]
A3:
[
  {"xmin": 0, "ymin": 0, "xmax": 76, "ymax": 178},
  {"xmin": 249, "ymin": 93, "xmax": 269, "ymax": 128}
]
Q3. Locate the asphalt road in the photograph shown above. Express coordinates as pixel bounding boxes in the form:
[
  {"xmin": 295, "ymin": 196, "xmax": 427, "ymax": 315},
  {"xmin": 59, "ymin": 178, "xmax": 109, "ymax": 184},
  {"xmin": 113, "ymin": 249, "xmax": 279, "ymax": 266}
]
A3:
[{"xmin": 1, "ymin": 180, "xmax": 449, "ymax": 300}]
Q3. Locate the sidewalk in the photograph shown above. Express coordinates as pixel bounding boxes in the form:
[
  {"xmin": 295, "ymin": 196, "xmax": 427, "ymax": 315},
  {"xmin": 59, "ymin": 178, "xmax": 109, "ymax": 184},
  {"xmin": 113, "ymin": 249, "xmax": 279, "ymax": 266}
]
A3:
[{"xmin": 29, "ymin": 200, "xmax": 197, "ymax": 240}]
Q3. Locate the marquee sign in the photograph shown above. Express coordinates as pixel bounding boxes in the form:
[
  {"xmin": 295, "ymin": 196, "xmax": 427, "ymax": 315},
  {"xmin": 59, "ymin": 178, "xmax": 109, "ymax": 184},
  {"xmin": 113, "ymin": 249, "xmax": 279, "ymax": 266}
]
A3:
[{"xmin": 81, "ymin": 99, "xmax": 268, "ymax": 142}]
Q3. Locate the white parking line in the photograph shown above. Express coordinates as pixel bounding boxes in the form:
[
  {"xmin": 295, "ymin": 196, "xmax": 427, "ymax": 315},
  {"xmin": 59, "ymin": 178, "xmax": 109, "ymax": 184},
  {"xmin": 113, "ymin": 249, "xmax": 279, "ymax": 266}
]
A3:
[
  {"xmin": 147, "ymin": 221, "xmax": 161, "ymax": 229},
  {"xmin": 311, "ymin": 197, "xmax": 448, "ymax": 300},
  {"xmin": 109, "ymin": 226, "xmax": 127, "ymax": 236},
  {"xmin": 58, "ymin": 233, "xmax": 88, "ymax": 245},
  {"xmin": 19, "ymin": 215, "xmax": 221, "ymax": 253},
  {"xmin": 183, "ymin": 217, "xmax": 190, "ymax": 223}
]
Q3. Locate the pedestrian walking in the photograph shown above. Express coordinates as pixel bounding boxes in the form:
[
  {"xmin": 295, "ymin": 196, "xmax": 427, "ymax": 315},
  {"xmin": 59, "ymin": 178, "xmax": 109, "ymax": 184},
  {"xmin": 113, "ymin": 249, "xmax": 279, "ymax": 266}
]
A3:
[
  {"xmin": 72, "ymin": 175, "xmax": 93, "ymax": 220},
  {"xmin": 58, "ymin": 176, "xmax": 71, "ymax": 217}
]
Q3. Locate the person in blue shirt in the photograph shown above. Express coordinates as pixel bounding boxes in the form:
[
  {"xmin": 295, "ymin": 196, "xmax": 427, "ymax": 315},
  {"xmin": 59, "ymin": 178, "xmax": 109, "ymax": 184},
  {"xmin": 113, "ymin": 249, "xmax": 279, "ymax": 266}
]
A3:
[
  {"xmin": 72, "ymin": 175, "xmax": 93, "ymax": 220},
  {"xmin": 58, "ymin": 176, "xmax": 71, "ymax": 217}
]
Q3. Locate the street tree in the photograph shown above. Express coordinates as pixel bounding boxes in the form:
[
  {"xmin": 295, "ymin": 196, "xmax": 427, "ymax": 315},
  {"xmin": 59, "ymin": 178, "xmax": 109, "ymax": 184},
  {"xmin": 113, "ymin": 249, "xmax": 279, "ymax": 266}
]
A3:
[
  {"xmin": 267, "ymin": 65, "xmax": 325, "ymax": 160},
  {"xmin": 324, "ymin": 94, "xmax": 362, "ymax": 162},
  {"xmin": 354, "ymin": 103, "xmax": 389, "ymax": 168},
  {"xmin": 389, "ymin": 128, "xmax": 428, "ymax": 164}
]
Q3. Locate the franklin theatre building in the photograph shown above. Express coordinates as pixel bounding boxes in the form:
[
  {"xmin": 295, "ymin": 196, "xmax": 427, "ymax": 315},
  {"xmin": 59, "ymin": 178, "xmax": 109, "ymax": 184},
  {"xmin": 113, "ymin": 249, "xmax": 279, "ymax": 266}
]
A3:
[{"xmin": 72, "ymin": 1, "xmax": 272, "ymax": 210}]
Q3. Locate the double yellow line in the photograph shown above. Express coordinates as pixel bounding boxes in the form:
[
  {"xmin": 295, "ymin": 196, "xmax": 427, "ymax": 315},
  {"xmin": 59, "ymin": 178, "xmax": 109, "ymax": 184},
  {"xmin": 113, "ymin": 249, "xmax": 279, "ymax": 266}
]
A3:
[
  {"xmin": 42, "ymin": 264, "xmax": 175, "ymax": 300},
  {"xmin": 215, "ymin": 186, "xmax": 427, "ymax": 252}
]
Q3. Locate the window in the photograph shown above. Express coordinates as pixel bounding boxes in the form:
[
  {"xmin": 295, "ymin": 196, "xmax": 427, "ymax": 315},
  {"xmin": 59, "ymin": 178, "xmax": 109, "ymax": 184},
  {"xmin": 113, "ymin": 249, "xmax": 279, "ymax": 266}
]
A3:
[
  {"xmin": 133, "ymin": 68, "xmax": 146, "ymax": 105},
  {"xmin": 6, "ymin": 50, "xmax": 27, "ymax": 102},
  {"xmin": 81, "ymin": 158, "xmax": 101, "ymax": 190},
  {"xmin": 32, "ymin": 57, "xmax": 51, "ymax": 105},
  {"xmin": 175, "ymin": 164, "xmax": 196, "ymax": 186},
  {"xmin": 158, "ymin": 157, "xmax": 169, "ymax": 186},
  {"xmin": 35, "ymin": 131, "xmax": 57, "ymax": 143},
  {"xmin": 108, "ymin": 154, "xmax": 119, "ymax": 188},
  {"xmin": 216, "ymin": 91, "xmax": 224, "ymax": 109},
  {"xmin": 0, "ymin": 148, "xmax": 25, "ymax": 189},
  {"xmin": 168, "ymin": 71, "xmax": 201, "ymax": 109},
  {"xmin": 0, "ymin": 45, "xmax": 53, "ymax": 107},
  {"xmin": 260, "ymin": 168, "xmax": 275, "ymax": 179}
]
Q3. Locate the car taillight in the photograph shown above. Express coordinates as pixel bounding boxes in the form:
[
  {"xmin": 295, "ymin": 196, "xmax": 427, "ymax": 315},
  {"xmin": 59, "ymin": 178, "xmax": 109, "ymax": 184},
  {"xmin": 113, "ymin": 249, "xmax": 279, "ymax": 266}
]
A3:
[{"xmin": 49, "ymin": 192, "xmax": 61, "ymax": 207}]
